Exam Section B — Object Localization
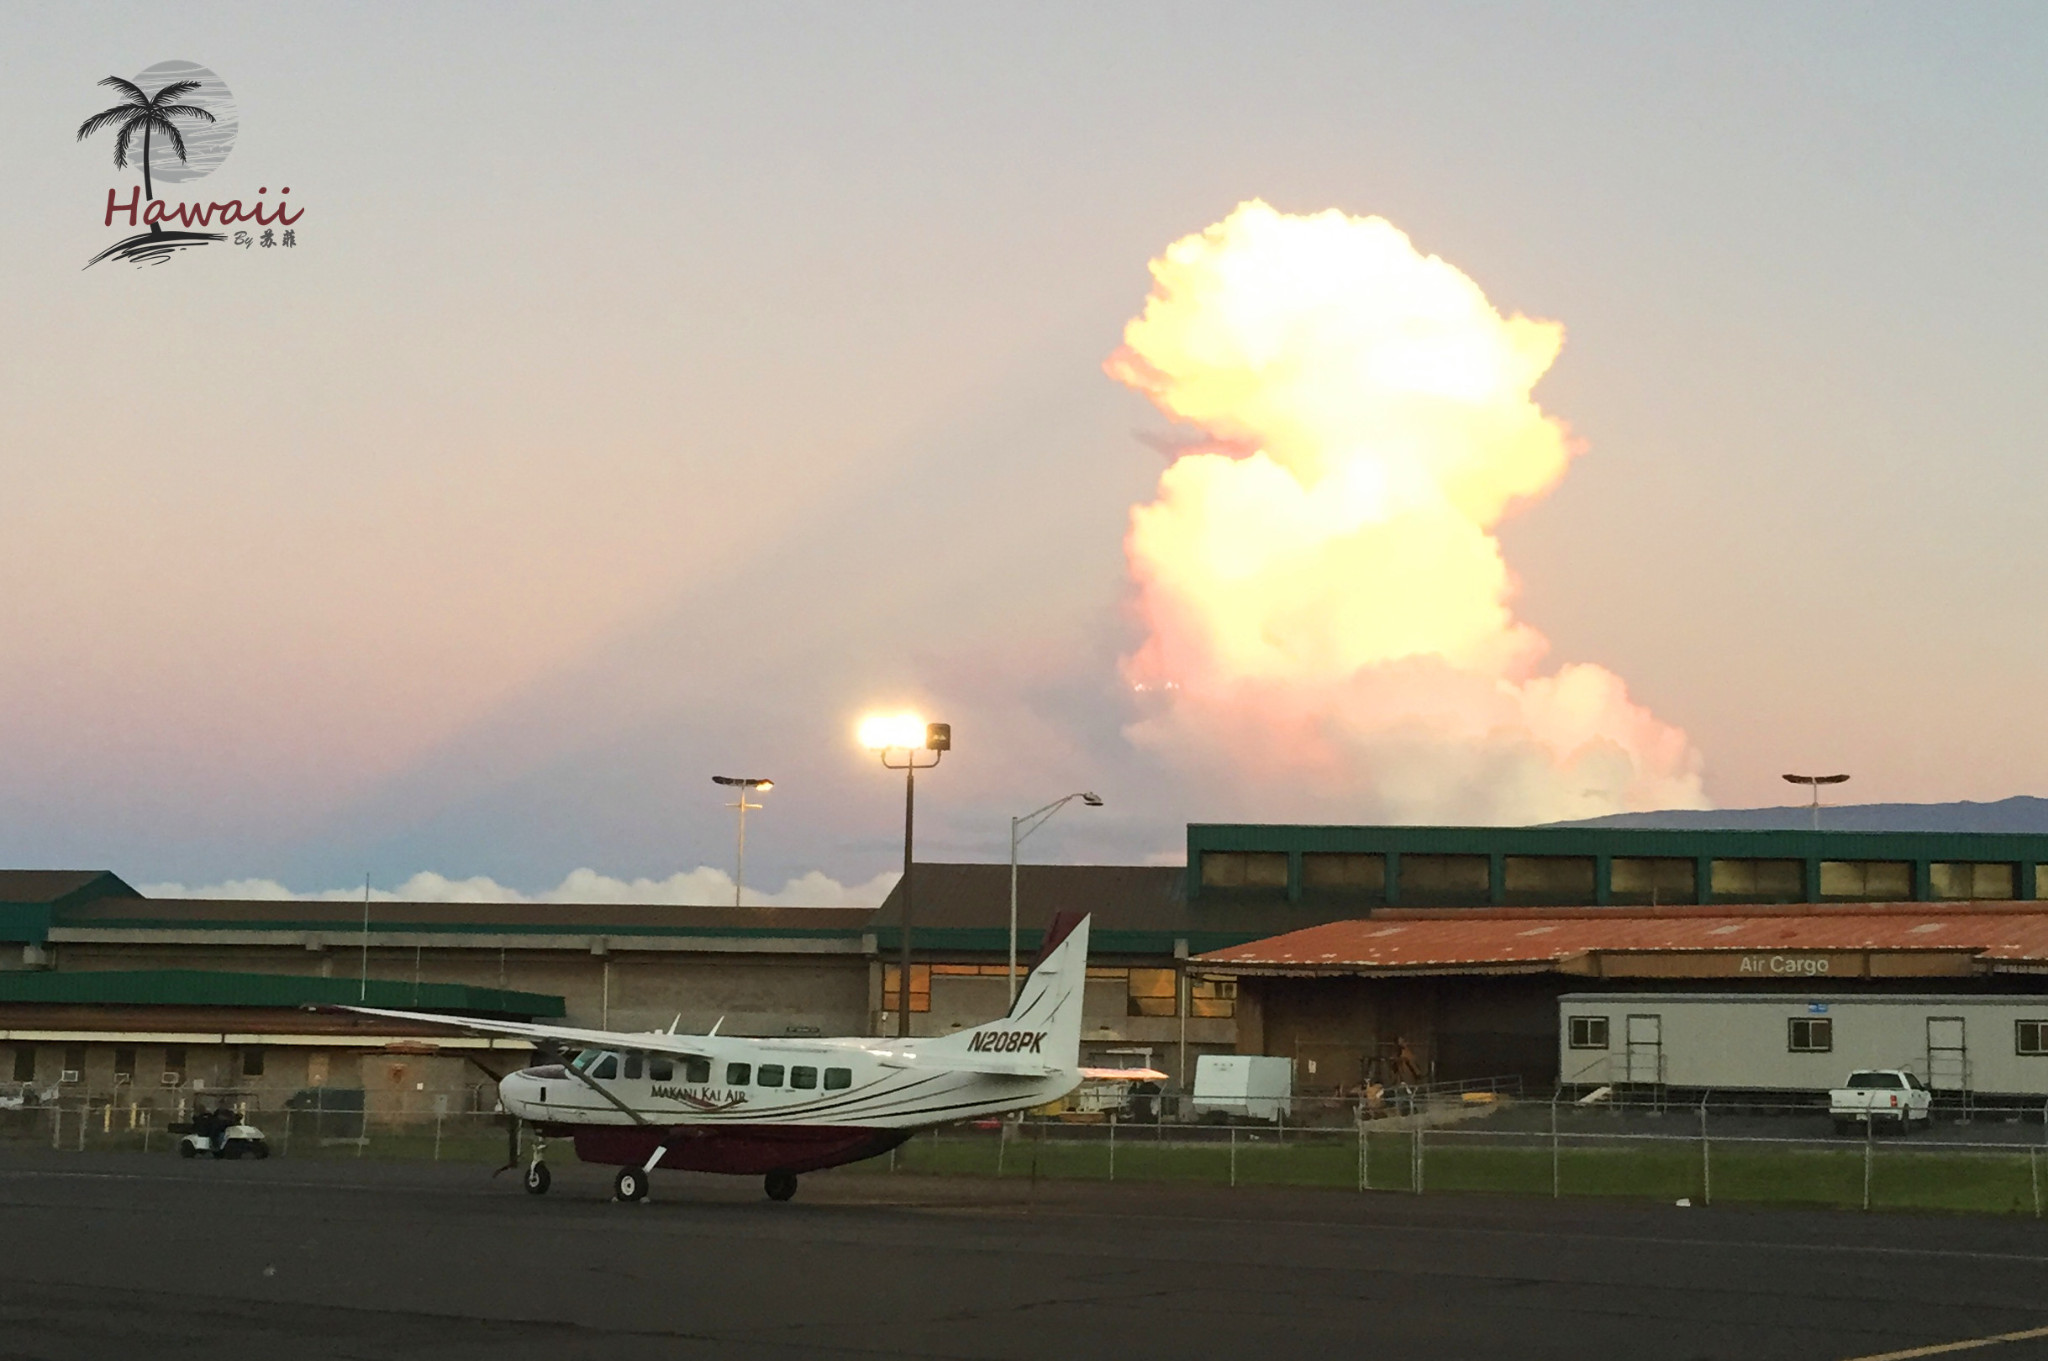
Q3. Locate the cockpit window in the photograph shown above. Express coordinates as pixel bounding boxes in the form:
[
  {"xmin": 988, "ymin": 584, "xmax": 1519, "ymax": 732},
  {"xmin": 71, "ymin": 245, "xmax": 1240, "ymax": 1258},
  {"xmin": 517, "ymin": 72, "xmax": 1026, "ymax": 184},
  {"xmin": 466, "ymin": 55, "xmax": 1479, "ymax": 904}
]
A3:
[
  {"xmin": 757, "ymin": 1064, "xmax": 785, "ymax": 1088},
  {"xmin": 570, "ymin": 1050, "xmax": 596, "ymax": 1073},
  {"xmin": 591, "ymin": 1053, "xmax": 619, "ymax": 1080}
]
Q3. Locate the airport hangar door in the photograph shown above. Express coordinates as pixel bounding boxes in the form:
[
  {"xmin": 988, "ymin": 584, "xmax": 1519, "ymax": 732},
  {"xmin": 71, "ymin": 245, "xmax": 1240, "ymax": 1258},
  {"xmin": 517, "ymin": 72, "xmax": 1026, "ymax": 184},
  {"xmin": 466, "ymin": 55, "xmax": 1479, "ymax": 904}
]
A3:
[{"xmin": 1236, "ymin": 972, "xmax": 1568, "ymax": 1093}]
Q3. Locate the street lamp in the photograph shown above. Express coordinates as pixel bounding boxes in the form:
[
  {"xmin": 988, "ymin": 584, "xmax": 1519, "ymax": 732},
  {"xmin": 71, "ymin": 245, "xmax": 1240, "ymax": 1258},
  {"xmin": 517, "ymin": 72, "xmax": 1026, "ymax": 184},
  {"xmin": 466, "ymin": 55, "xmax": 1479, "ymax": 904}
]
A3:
[
  {"xmin": 860, "ymin": 713, "xmax": 950, "ymax": 1037},
  {"xmin": 1008, "ymin": 793, "xmax": 1103, "ymax": 1004},
  {"xmin": 711, "ymin": 776, "xmax": 773, "ymax": 909},
  {"xmin": 1783, "ymin": 772, "xmax": 1850, "ymax": 831}
]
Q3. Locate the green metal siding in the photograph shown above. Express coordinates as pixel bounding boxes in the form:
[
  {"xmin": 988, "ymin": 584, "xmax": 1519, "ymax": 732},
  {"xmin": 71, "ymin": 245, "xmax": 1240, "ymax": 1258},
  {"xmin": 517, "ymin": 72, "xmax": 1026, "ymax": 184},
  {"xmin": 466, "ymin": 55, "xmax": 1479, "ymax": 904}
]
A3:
[{"xmin": 0, "ymin": 970, "xmax": 564, "ymax": 1017}]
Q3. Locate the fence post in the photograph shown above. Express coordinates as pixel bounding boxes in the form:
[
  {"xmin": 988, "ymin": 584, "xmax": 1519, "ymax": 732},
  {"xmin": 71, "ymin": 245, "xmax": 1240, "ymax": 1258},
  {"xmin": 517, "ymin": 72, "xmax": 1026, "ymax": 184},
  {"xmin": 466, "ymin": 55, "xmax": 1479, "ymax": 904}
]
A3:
[
  {"xmin": 1862, "ymin": 1110, "xmax": 1874, "ymax": 1211},
  {"xmin": 50, "ymin": 1104, "xmax": 60, "ymax": 1151},
  {"xmin": 1358, "ymin": 1113, "xmax": 1367, "ymax": 1192},
  {"xmin": 2032, "ymin": 1149, "xmax": 2040, "ymax": 1221},
  {"xmin": 1699, "ymin": 1095, "xmax": 1711, "ymax": 1207},
  {"xmin": 433, "ymin": 1111, "xmax": 443, "ymax": 1162},
  {"xmin": 1551, "ymin": 1089, "xmax": 1560, "ymax": 1199},
  {"xmin": 1108, "ymin": 1112, "xmax": 1116, "ymax": 1183},
  {"xmin": 1229, "ymin": 1126, "xmax": 1238, "ymax": 1188},
  {"xmin": 997, "ymin": 1119, "xmax": 1007, "ymax": 1178},
  {"xmin": 77, "ymin": 1100, "xmax": 86, "ymax": 1152},
  {"xmin": 1414, "ymin": 1124, "xmax": 1424, "ymax": 1194}
]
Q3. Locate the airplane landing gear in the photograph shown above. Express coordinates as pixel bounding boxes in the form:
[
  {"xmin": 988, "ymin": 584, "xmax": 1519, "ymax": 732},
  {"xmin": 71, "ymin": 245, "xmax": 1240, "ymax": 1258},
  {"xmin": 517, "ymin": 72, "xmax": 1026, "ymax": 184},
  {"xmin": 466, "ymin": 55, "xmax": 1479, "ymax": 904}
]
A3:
[
  {"xmin": 525, "ymin": 1132, "xmax": 550, "ymax": 1195},
  {"xmin": 614, "ymin": 1167, "xmax": 650, "ymax": 1202},
  {"xmin": 764, "ymin": 1170, "xmax": 798, "ymax": 1202}
]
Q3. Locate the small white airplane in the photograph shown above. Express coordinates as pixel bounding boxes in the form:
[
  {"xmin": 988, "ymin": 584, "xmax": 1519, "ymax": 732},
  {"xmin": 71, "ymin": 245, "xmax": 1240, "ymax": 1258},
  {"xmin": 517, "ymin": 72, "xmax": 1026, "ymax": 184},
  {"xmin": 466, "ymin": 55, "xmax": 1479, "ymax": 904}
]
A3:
[{"xmin": 344, "ymin": 913, "xmax": 1136, "ymax": 1203}]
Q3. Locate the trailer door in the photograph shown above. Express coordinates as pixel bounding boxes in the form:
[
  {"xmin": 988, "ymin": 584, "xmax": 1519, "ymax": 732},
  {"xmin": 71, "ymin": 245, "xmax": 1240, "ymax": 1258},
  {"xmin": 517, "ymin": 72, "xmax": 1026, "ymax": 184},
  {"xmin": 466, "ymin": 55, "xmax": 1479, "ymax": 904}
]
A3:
[
  {"xmin": 1926, "ymin": 1016, "xmax": 1968, "ymax": 1093},
  {"xmin": 1624, "ymin": 1014, "xmax": 1663, "ymax": 1084}
]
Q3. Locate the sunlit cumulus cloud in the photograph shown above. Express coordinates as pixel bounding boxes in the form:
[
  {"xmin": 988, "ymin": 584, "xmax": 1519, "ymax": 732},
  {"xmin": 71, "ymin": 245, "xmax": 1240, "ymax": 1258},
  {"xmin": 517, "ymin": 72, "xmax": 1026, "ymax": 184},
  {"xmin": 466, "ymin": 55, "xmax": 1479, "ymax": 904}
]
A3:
[
  {"xmin": 141, "ymin": 868, "xmax": 901, "ymax": 909},
  {"xmin": 1107, "ymin": 200, "xmax": 1707, "ymax": 824}
]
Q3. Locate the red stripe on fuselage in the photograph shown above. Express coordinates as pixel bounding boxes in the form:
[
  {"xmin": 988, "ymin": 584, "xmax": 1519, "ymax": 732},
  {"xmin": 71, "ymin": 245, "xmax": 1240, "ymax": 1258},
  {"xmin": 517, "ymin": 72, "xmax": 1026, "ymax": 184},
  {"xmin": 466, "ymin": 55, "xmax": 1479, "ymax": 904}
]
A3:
[{"xmin": 550, "ymin": 1123, "xmax": 912, "ymax": 1175}]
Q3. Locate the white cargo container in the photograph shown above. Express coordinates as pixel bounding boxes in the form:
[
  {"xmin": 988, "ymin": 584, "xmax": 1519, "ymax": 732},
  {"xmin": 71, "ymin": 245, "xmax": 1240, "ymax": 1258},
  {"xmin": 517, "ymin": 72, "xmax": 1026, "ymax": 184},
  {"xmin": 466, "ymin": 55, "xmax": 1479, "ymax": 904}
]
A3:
[
  {"xmin": 1557, "ymin": 992, "xmax": 2048, "ymax": 1096},
  {"xmin": 1192, "ymin": 1054, "xmax": 1294, "ymax": 1120}
]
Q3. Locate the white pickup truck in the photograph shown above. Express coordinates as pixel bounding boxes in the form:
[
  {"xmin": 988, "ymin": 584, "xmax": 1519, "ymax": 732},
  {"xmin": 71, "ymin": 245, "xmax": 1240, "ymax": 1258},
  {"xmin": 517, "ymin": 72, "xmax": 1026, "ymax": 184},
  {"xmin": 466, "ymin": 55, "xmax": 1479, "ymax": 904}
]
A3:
[{"xmin": 1829, "ymin": 1069, "xmax": 1932, "ymax": 1134}]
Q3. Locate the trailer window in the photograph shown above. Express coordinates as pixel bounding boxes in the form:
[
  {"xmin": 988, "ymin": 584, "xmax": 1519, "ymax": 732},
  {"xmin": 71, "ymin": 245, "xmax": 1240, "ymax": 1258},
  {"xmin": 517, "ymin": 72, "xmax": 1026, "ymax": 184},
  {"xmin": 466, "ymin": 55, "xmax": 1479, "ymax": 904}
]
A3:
[
  {"xmin": 824, "ymin": 1067, "xmax": 852, "ymax": 1090},
  {"xmin": 1568, "ymin": 1016, "xmax": 1609, "ymax": 1049},
  {"xmin": 2018, "ymin": 1021, "xmax": 2048, "ymax": 1056},
  {"xmin": 1788, "ymin": 1018, "xmax": 1833, "ymax": 1053}
]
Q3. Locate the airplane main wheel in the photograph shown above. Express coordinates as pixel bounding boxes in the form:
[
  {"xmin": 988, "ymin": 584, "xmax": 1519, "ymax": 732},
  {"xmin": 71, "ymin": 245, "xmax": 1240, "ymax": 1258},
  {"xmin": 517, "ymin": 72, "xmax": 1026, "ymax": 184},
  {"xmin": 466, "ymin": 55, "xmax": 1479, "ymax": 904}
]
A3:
[
  {"xmin": 525, "ymin": 1163, "xmax": 551, "ymax": 1196},
  {"xmin": 764, "ymin": 1171, "xmax": 798, "ymax": 1202},
  {"xmin": 178, "ymin": 1141, "xmax": 197, "ymax": 1159},
  {"xmin": 614, "ymin": 1167, "xmax": 648, "ymax": 1202}
]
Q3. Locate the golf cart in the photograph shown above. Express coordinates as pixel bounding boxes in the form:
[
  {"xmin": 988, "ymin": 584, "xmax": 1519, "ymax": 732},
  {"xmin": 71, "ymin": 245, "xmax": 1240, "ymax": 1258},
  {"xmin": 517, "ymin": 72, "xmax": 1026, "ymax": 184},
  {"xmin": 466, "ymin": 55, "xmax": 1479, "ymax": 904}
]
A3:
[{"xmin": 172, "ymin": 1106, "xmax": 270, "ymax": 1160}]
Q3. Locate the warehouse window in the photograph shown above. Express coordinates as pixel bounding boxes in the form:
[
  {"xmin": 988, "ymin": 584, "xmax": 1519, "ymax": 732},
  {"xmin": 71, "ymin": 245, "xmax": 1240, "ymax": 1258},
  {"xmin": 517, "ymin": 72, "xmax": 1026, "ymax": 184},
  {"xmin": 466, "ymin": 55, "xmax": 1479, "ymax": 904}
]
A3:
[
  {"xmin": 1712, "ymin": 858, "xmax": 1805, "ymax": 902},
  {"xmin": 1503, "ymin": 856, "xmax": 1595, "ymax": 904},
  {"xmin": 1399, "ymin": 854, "xmax": 1491, "ymax": 903},
  {"xmin": 881, "ymin": 963, "xmax": 931, "ymax": 1013},
  {"xmin": 1568, "ymin": 1016, "xmax": 1610, "ymax": 1050},
  {"xmin": 1788, "ymin": 1018, "xmax": 1833, "ymax": 1053},
  {"xmin": 113, "ymin": 1049, "xmax": 135, "ymax": 1086},
  {"xmin": 1128, "ymin": 968, "xmax": 1178, "ymax": 1017},
  {"xmin": 163, "ymin": 1047, "xmax": 186, "ymax": 1085},
  {"xmin": 1931, "ymin": 862, "xmax": 2016, "ymax": 901},
  {"xmin": 1609, "ymin": 857, "xmax": 1696, "ymax": 905},
  {"xmin": 241, "ymin": 1047, "xmax": 265, "ymax": 1078},
  {"xmin": 2018, "ymin": 1021, "xmax": 2048, "ymax": 1057},
  {"xmin": 11, "ymin": 1047, "xmax": 33, "ymax": 1083},
  {"xmin": 1201, "ymin": 851, "xmax": 1288, "ymax": 890},
  {"xmin": 1819, "ymin": 861, "xmax": 1912, "ymax": 900},
  {"xmin": 684, "ymin": 1058, "xmax": 710, "ymax": 1083},
  {"xmin": 1301, "ymin": 853, "xmax": 1385, "ymax": 893},
  {"xmin": 1189, "ymin": 976, "xmax": 1237, "ymax": 1019},
  {"xmin": 825, "ymin": 1067, "xmax": 853, "ymax": 1090},
  {"xmin": 63, "ymin": 1046, "xmax": 85, "ymax": 1083},
  {"xmin": 756, "ymin": 1065, "xmax": 785, "ymax": 1088}
]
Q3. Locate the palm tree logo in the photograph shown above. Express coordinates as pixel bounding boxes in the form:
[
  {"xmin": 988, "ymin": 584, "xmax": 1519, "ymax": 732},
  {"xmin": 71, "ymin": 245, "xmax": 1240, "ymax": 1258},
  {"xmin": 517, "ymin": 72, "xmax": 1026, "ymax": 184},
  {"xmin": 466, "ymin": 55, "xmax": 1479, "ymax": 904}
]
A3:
[{"xmin": 77, "ymin": 75, "xmax": 217, "ymax": 233}]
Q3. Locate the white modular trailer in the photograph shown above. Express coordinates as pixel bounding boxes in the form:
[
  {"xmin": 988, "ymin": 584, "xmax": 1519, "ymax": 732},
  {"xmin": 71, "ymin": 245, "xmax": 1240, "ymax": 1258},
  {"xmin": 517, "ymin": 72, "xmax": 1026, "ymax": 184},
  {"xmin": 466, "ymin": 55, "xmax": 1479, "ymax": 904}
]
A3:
[
  {"xmin": 1192, "ymin": 1054, "xmax": 1294, "ymax": 1120},
  {"xmin": 1557, "ymin": 993, "xmax": 2048, "ymax": 1096}
]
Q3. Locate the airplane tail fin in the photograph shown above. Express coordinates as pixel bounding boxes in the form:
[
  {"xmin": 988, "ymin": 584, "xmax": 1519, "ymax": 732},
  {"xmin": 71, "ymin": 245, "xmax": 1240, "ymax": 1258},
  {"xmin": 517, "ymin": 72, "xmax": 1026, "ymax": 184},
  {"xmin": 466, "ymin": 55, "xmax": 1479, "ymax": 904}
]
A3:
[{"xmin": 924, "ymin": 913, "xmax": 1090, "ymax": 1071}]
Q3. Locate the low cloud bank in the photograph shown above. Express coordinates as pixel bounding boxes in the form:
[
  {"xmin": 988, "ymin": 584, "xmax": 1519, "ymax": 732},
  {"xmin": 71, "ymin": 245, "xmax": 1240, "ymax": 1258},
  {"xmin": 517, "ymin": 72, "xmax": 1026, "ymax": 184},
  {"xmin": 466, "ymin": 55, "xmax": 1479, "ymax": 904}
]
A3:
[{"xmin": 140, "ymin": 867, "xmax": 901, "ymax": 909}]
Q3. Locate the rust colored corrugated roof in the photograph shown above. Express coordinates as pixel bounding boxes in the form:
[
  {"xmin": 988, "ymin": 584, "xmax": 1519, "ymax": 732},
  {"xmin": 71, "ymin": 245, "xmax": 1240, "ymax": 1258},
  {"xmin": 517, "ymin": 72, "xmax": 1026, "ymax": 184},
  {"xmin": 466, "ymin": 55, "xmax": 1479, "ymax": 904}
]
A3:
[{"xmin": 1195, "ymin": 901, "xmax": 2048, "ymax": 973}]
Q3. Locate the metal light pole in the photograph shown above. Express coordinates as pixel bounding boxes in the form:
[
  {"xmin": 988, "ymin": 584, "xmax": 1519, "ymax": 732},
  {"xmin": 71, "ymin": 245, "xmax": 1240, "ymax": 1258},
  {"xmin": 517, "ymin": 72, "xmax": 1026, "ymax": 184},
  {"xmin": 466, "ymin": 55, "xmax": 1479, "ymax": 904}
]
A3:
[
  {"xmin": 1009, "ymin": 792, "xmax": 1103, "ymax": 1004},
  {"xmin": 711, "ymin": 776, "xmax": 773, "ymax": 908},
  {"xmin": 1783, "ymin": 773, "xmax": 1850, "ymax": 831},
  {"xmin": 860, "ymin": 715, "xmax": 950, "ymax": 1037}
]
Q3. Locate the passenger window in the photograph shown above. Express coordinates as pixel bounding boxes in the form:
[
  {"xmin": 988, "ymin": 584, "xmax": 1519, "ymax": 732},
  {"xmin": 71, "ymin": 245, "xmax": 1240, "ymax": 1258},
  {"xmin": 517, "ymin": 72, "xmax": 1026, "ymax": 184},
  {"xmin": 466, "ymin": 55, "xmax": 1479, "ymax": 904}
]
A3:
[
  {"xmin": 648, "ymin": 1058, "xmax": 672, "ymax": 1081},
  {"xmin": 725, "ymin": 1063, "xmax": 750, "ymax": 1086},
  {"xmin": 824, "ymin": 1067, "xmax": 852, "ymax": 1090},
  {"xmin": 592, "ymin": 1054, "xmax": 619, "ymax": 1079},
  {"xmin": 624, "ymin": 1054, "xmax": 644, "ymax": 1080},
  {"xmin": 790, "ymin": 1066, "xmax": 818, "ymax": 1090},
  {"xmin": 685, "ymin": 1058, "xmax": 710, "ymax": 1083},
  {"xmin": 757, "ymin": 1064, "xmax": 785, "ymax": 1087}
]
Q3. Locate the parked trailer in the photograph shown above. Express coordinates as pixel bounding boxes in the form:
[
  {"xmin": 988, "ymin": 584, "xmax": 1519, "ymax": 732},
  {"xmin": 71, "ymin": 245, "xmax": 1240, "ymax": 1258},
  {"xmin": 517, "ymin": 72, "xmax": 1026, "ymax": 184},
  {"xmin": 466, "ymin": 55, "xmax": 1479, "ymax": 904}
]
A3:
[{"xmin": 1557, "ymin": 993, "xmax": 2048, "ymax": 1096}]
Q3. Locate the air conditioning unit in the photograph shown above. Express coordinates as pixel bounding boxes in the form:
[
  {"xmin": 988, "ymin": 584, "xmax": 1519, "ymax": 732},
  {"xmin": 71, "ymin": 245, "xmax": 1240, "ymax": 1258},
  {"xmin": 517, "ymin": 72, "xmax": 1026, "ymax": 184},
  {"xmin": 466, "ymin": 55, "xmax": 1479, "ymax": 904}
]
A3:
[
  {"xmin": 160, "ymin": 1071, "xmax": 182, "ymax": 1087},
  {"xmin": 113, "ymin": 1073, "xmax": 132, "ymax": 1086},
  {"xmin": 59, "ymin": 1070, "xmax": 81, "ymax": 1084}
]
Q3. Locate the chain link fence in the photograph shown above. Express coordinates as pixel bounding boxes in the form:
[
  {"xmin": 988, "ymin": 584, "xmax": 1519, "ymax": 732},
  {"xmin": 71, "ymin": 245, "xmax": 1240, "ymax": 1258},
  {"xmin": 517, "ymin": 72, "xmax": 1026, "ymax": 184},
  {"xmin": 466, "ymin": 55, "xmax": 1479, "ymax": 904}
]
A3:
[{"xmin": 9, "ymin": 1080, "xmax": 2047, "ymax": 1215}]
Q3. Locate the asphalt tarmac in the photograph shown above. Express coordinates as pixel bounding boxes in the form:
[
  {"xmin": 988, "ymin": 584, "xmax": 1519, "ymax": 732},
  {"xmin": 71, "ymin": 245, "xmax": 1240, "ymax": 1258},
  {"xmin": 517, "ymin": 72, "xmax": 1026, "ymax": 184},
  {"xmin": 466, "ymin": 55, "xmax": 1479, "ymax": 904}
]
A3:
[{"xmin": 2, "ymin": 1149, "xmax": 2046, "ymax": 1360}]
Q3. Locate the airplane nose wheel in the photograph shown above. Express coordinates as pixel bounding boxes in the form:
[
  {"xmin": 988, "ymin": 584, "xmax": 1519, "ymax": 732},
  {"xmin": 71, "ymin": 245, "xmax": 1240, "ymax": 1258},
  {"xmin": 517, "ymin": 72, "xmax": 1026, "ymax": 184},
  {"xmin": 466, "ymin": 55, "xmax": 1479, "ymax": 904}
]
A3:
[
  {"xmin": 764, "ymin": 1171, "xmax": 798, "ymax": 1202},
  {"xmin": 524, "ymin": 1162, "xmax": 551, "ymax": 1195},
  {"xmin": 614, "ymin": 1167, "xmax": 650, "ymax": 1203}
]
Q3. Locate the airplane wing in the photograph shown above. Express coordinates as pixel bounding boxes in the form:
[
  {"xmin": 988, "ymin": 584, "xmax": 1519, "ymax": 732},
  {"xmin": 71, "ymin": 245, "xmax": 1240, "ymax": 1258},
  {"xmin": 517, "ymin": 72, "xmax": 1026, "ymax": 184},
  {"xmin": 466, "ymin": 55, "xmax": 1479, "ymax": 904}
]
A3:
[{"xmin": 333, "ymin": 1005, "xmax": 714, "ymax": 1061}]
